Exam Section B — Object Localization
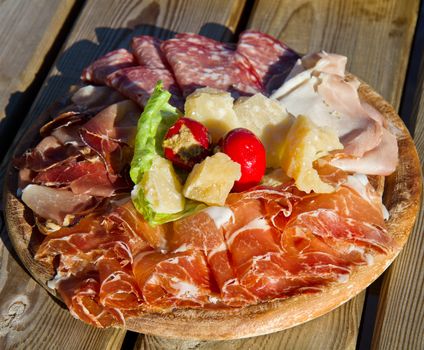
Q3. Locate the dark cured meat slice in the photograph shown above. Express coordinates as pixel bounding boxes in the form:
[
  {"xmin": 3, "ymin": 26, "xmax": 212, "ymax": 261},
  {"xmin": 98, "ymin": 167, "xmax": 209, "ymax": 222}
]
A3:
[
  {"xmin": 161, "ymin": 33, "xmax": 263, "ymax": 97},
  {"xmin": 81, "ymin": 49, "xmax": 137, "ymax": 85},
  {"xmin": 131, "ymin": 36, "xmax": 169, "ymax": 69},
  {"xmin": 106, "ymin": 66, "xmax": 183, "ymax": 109},
  {"xmin": 236, "ymin": 30, "xmax": 299, "ymax": 95},
  {"xmin": 33, "ymin": 160, "xmax": 131, "ymax": 197},
  {"xmin": 82, "ymin": 100, "xmax": 141, "ymax": 145},
  {"xmin": 13, "ymin": 135, "xmax": 80, "ymax": 172}
]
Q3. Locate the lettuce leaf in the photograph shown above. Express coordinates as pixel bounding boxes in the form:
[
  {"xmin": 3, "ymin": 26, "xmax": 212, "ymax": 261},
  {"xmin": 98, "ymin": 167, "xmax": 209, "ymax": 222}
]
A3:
[
  {"xmin": 130, "ymin": 82, "xmax": 179, "ymax": 184},
  {"xmin": 130, "ymin": 82, "xmax": 204, "ymax": 226}
]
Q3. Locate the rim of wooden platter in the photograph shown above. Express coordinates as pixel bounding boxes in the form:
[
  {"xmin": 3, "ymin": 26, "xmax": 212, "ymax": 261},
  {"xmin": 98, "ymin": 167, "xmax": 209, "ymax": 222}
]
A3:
[{"xmin": 3, "ymin": 79, "xmax": 422, "ymax": 340}]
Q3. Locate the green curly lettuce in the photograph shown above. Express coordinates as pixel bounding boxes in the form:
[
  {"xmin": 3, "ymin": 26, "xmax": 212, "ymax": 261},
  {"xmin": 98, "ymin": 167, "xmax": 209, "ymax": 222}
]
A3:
[{"xmin": 130, "ymin": 82, "xmax": 205, "ymax": 226}]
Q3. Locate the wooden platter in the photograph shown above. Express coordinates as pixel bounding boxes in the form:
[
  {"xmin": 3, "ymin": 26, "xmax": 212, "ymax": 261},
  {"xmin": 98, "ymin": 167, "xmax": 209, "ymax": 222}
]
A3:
[{"xmin": 3, "ymin": 76, "xmax": 421, "ymax": 340}]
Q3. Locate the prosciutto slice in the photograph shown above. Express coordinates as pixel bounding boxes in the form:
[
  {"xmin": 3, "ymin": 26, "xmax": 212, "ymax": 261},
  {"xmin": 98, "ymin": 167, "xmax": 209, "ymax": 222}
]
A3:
[
  {"xmin": 57, "ymin": 273, "xmax": 124, "ymax": 327},
  {"xmin": 132, "ymin": 250, "xmax": 215, "ymax": 309},
  {"xmin": 81, "ymin": 49, "xmax": 137, "ymax": 85},
  {"xmin": 33, "ymin": 159, "xmax": 130, "ymax": 197},
  {"xmin": 171, "ymin": 209, "xmax": 256, "ymax": 306}
]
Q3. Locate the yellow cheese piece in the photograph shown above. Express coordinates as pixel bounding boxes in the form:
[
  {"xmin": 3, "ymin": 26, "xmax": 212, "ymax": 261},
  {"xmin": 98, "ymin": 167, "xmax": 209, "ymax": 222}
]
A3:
[
  {"xmin": 184, "ymin": 88, "xmax": 239, "ymax": 142},
  {"xmin": 141, "ymin": 156, "xmax": 185, "ymax": 213},
  {"xmin": 234, "ymin": 93, "xmax": 294, "ymax": 167},
  {"xmin": 280, "ymin": 115, "xmax": 343, "ymax": 193},
  {"xmin": 183, "ymin": 152, "xmax": 241, "ymax": 206}
]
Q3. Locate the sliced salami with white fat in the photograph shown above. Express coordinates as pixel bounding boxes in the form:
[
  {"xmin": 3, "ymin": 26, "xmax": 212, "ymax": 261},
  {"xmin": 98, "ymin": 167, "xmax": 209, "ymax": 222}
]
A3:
[
  {"xmin": 81, "ymin": 49, "xmax": 137, "ymax": 85},
  {"xmin": 162, "ymin": 33, "xmax": 263, "ymax": 97},
  {"xmin": 106, "ymin": 66, "xmax": 183, "ymax": 109},
  {"xmin": 131, "ymin": 36, "xmax": 169, "ymax": 69},
  {"xmin": 236, "ymin": 30, "xmax": 299, "ymax": 95}
]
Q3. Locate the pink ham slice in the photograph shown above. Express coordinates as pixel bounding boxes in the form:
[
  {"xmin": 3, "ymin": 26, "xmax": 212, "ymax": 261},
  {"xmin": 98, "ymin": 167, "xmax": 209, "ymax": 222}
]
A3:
[
  {"xmin": 236, "ymin": 30, "xmax": 299, "ymax": 95},
  {"xmin": 21, "ymin": 184, "xmax": 96, "ymax": 225},
  {"xmin": 161, "ymin": 33, "xmax": 263, "ymax": 97},
  {"xmin": 81, "ymin": 49, "xmax": 137, "ymax": 85},
  {"xmin": 272, "ymin": 51, "xmax": 398, "ymax": 175}
]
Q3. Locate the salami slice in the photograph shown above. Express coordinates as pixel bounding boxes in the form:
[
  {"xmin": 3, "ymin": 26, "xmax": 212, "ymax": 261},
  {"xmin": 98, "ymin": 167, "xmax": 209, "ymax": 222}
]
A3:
[
  {"xmin": 106, "ymin": 66, "xmax": 183, "ymax": 109},
  {"xmin": 162, "ymin": 33, "xmax": 263, "ymax": 97},
  {"xmin": 81, "ymin": 49, "xmax": 137, "ymax": 85},
  {"xmin": 236, "ymin": 30, "xmax": 299, "ymax": 95},
  {"xmin": 131, "ymin": 36, "xmax": 169, "ymax": 69}
]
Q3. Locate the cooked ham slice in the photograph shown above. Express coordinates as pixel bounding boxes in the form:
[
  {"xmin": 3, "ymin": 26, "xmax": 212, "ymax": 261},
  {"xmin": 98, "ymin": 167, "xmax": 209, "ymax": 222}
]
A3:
[
  {"xmin": 81, "ymin": 49, "xmax": 137, "ymax": 85},
  {"xmin": 71, "ymin": 85, "xmax": 126, "ymax": 111},
  {"xmin": 271, "ymin": 51, "xmax": 398, "ymax": 175},
  {"xmin": 21, "ymin": 184, "xmax": 96, "ymax": 225}
]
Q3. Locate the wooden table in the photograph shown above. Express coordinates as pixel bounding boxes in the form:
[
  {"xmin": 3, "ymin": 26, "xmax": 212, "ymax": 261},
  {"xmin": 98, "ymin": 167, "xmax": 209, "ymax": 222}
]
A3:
[{"xmin": 0, "ymin": 0, "xmax": 422, "ymax": 349}]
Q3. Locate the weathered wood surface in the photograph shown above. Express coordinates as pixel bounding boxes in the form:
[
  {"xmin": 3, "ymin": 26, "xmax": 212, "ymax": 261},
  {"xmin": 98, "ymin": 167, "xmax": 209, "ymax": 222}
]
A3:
[
  {"xmin": 0, "ymin": 0, "xmax": 78, "ymax": 158},
  {"xmin": 371, "ymin": 66, "xmax": 424, "ymax": 349}
]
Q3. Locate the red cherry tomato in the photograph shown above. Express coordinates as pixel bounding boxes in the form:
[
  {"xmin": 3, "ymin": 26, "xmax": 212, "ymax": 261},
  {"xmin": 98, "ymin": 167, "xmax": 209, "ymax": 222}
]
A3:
[
  {"xmin": 221, "ymin": 128, "xmax": 266, "ymax": 192},
  {"xmin": 163, "ymin": 117, "xmax": 211, "ymax": 169}
]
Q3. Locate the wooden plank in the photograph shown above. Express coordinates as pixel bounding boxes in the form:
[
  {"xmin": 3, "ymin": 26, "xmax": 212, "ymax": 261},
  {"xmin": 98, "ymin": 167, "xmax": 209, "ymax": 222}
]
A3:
[
  {"xmin": 371, "ymin": 67, "xmax": 424, "ymax": 350},
  {"xmin": 248, "ymin": 0, "xmax": 418, "ymax": 110},
  {"xmin": 0, "ymin": 0, "xmax": 245, "ymax": 348},
  {"xmin": 135, "ymin": 296, "xmax": 364, "ymax": 349},
  {"xmin": 0, "ymin": 0, "xmax": 79, "ymax": 157}
]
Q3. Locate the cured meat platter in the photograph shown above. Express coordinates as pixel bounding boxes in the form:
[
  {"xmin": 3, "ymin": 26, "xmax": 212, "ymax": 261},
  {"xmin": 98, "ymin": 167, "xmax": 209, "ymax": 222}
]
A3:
[{"xmin": 3, "ymin": 30, "xmax": 421, "ymax": 339}]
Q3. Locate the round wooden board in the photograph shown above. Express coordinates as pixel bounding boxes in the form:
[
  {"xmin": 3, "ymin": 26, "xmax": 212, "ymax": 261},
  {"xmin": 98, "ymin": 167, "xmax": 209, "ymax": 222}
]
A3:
[{"xmin": 3, "ymin": 81, "xmax": 422, "ymax": 340}]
